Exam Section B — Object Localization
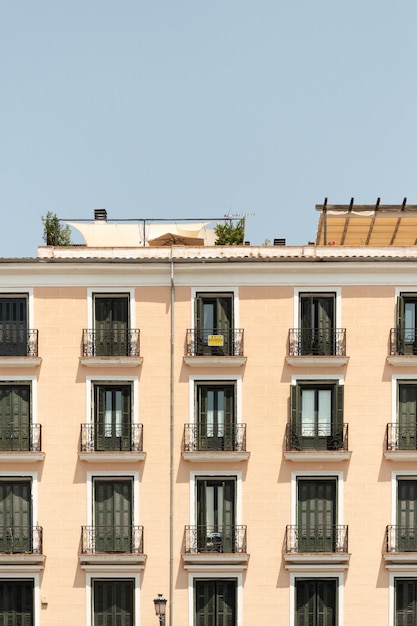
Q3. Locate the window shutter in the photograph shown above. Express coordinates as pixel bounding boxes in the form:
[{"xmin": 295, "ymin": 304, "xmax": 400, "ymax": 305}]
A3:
[
  {"xmin": 397, "ymin": 295, "xmax": 405, "ymax": 329},
  {"xmin": 290, "ymin": 385, "xmax": 300, "ymax": 430},
  {"xmin": 335, "ymin": 383, "xmax": 344, "ymax": 437}
]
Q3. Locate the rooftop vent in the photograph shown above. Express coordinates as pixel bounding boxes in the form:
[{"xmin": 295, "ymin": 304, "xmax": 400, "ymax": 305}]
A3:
[
  {"xmin": 273, "ymin": 238, "xmax": 286, "ymax": 246},
  {"xmin": 94, "ymin": 208, "xmax": 107, "ymax": 221}
]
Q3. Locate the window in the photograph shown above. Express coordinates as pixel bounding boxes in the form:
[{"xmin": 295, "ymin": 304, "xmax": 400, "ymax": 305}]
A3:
[
  {"xmin": 397, "ymin": 383, "xmax": 417, "ymax": 450},
  {"xmin": 94, "ymin": 294, "xmax": 130, "ymax": 356},
  {"xmin": 195, "ymin": 579, "xmax": 236, "ymax": 626},
  {"xmin": 396, "ymin": 479, "xmax": 417, "ymax": 551},
  {"xmin": 0, "ymin": 480, "xmax": 32, "ymax": 553},
  {"xmin": 196, "ymin": 477, "xmax": 235, "ymax": 553},
  {"xmin": 94, "ymin": 479, "xmax": 133, "ymax": 553},
  {"xmin": 94, "ymin": 384, "xmax": 132, "ymax": 451},
  {"xmin": 295, "ymin": 579, "xmax": 337, "ymax": 626},
  {"xmin": 93, "ymin": 579, "xmax": 134, "ymax": 626},
  {"xmin": 299, "ymin": 293, "xmax": 335, "ymax": 356},
  {"xmin": 0, "ymin": 383, "xmax": 32, "ymax": 451},
  {"xmin": 290, "ymin": 382, "xmax": 344, "ymax": 450},
  {"xmin": 195, "ymin": 293, "xmax": 234, "ymax": 356},
  {"xmin": 297, "ymin": 479, "xmax": 337, "ymax": 552},
  {"xmin": 0, "ymin": 295, "xmax": 28, "ymax": 357},
  {"xmin": 0, "ymin": 580, "xmax": 34, "ymax": 624},
  {"xmin": 195, "ymin": 384, "xmax": 235, "ymax": 451},
  {"xmin": 397, "ymin": 294, "xmax": 417, "ymax": 354}
]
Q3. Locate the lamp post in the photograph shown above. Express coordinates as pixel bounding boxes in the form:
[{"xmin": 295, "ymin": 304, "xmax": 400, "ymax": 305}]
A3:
[{"xmin": 153, "ymin": 594, "xmax": 167, "ymax": 626}]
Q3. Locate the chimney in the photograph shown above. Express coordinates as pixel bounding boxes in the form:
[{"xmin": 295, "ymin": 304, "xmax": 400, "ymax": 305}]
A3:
[
  {"xmin": 94, "ymin": 208, "xmax": 107, "ymax": 222},
  {"xmin": 273, "ymin": 238, "xmax": 286, "ymax": 246}
]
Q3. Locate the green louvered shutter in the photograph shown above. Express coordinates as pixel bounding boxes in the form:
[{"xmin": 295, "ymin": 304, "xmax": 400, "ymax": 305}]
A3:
[
  {"xmin": 296, "ymin": 579, "xmax": 336, "ymax": 626},
  {"xmin": 94, "ymin": 480, "xmax": 132, "ymax": 553},
  {"xmin": 0, "ymin": 481, "xmax": 31, "ymax": 553},
  {"xmin": 197, "ymin": 386, "xmax": 209, "ymax": 450},
  {"xmin": 397, "ymin": 480, "xmax": 417, "ymax": 551},
  {"xmin": 396, "ymin": 579, "xmax": 417, "ymax": 626},
  {"xmin": 94, "ymin": 296, "xmax": 129, "ymax": 356},
  {"xmin": 335, "ymin": 384, "xmax": 344, "ymax": 450},
  {"xmin": 0, "ymin": 580, "xmax": 33, "ymax": 626},
  {"xmin": 0, "ymin": 385, "xmax": 30, "ymax": 451},
  {"xmin": 0, "ymin": 297, "xmax": 28, "ymax": 356},
  {"xmin": 94, "ymin": 580, "xmax": 134, "ymax": 626},
  {"xmin": 298, "ymin": 480, "xmax": 336, "ymax": 552},
  {"xmin": 195, "ymin": 580, "xmax": 236, "ymax": 626},
  {"xmin": 398, "ymin": 384, "xmax": 417, "ymax": 450}
]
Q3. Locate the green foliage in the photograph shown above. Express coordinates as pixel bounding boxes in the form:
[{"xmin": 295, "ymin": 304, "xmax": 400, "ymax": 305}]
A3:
[
  {"xmin": 42, "ymin": 212, "xmax": 72, "ymax": 246},
  {"xmin": 214, "ymin": 218, "xmax": 245, "ymax": 245}
]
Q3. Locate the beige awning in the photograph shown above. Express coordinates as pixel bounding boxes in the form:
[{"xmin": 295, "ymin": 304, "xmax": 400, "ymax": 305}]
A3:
[{"xmin": 315, "ymin": 201, "xmax": 417, "ymax": 246}]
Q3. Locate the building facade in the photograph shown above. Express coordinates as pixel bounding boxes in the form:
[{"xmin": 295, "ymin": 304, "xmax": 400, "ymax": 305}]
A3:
[{"xmin": 1, "ymin": 206, "xmax": 417, "ymax": 625}]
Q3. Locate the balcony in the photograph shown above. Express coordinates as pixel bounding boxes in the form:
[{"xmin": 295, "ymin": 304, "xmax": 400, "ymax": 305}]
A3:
[
  {"xmin": 0, "ymin": 424, "xmax": 44, "ymax": 463},
  {"xmin": 388, "ymin": 329, "xmax": 417, "ymax": 365},
  {"xmin": 384, "ymin": 525, "xmax": 417, "ymax": 566},
  {"xmin": 284, "ymin": 525, "xmax": 349, "ymax": 567},
  {"xmin": 286, "ymin": 329, "xmax": 348, "ymax": 367},
  {"xmin": 0, "ymin": 330, "xmax": 40, "ymax": 367},
  {"xmin": 0, "ymin": 525, "xmax": 45, "ymax": 569},
  {"xmin": 284, "ymin": 423, "xmax": 350, "ymax": 462},
  {"xmin": 80, "ymin": 329, "xmax": 142, "ymax": 367},
  {"xmin": 182, "ymin": 525, "xmax": 249, "ymax": 570},
  {"xmin": 184, "ymin": 329, "xmax": 246, "ymax": 368},
  {"xmin": 79, "ymin": 423, "xmax": 145, "ymax": 462},
  {"xmin": 80, "ymin": 525, "xmax": 146, "ymax": 569},
  {"xmin": 385, "ymin": 424, "xmax": 417, "ymax": 461},
  {"xmin": 182, "ymin": 424, "xmax": 249, "ymax": 462}
]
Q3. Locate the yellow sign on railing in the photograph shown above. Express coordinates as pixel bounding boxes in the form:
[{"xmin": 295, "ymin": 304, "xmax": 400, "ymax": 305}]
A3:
[{"xmin": 208, "ymin": 335, "xmax": 224, "ymax": 347}]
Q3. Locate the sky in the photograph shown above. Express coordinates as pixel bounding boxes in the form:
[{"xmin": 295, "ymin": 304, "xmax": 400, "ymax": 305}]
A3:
[{"xmin": 1, "ymin": 1, "xmax": 417, "ymax": 256}]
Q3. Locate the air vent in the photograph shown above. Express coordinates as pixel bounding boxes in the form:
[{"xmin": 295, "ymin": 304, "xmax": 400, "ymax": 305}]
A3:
[
  {"xmin": 273, "ymin": 238, "xmax": 286, "ymax": 246},
  {"xmin": 94, "ymin": 209, "xmax": 107, "ymax": 221}
]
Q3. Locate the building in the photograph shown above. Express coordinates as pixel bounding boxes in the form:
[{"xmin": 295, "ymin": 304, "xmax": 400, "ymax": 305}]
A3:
[{"xmin": 2, "ymin": 202, "xmax": 417, "ymax": 624}]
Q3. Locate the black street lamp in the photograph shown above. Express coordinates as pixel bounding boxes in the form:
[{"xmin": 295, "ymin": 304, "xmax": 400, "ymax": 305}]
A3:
[{"xmin": 153, "ymin": 594, "xmax": 167, "ymax": 626}]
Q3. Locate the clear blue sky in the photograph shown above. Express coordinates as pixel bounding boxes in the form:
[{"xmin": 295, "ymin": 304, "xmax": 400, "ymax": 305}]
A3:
[{"xmin": 2, "ymin": 1, "xmax": 417, "ymax": 256}]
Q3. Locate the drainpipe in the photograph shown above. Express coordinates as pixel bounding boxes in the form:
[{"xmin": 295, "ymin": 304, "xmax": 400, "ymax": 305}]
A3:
[{"xmin": 169, "ymin": 253, "xmax": 175, "ymax": 626}]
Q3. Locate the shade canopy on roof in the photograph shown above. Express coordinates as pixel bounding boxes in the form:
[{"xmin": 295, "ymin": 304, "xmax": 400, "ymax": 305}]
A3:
[
  {"xmin": 315, "ymin": 201, "xmax": 417, "ymax": 246},
  {"xmin": 65, "ymin": 221, "xmax": 215, "ymax": 247}
]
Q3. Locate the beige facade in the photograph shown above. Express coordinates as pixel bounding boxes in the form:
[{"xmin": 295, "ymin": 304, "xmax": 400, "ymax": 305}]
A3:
[{"xmin": 2, "ymin": 213, "xmax": 417, "ymax": 624}]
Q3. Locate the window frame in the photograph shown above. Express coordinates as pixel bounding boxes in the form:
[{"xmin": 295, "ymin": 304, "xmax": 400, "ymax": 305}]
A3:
[
  {"xmin": 190, "ymin": 288, "xmax": 239, "ymax": 331},
  {"xmin": 86, "ymin": 288, "xmax": 136, "ymax": 331},
  {"xmin": 189, "ymin": 375, "xmax": 242, "ymax": 426},
  {"xmin": 86, "ymin": 376, "xmax": 138, "ymax": 428},
  {"xmin": 290, "ymin": 573, "xmax": 343, "ymax": 626},
  {"xmin": 188, "ymin": 572, "xmax": 243, "ymax": 626},
  {"xmin": 189, "ymin": 470, "xmax": 242, "ymax": 528},
  {"xmin": 0, "ymin": 289, "xmax": 34, "ymax": 330},
  {"xmin": 293, "ymin": 288, "xmax": 341, "ymax": 330},
  {"xmin": 0, "ymin": 573, "xmax": 40, "ymax": 626},
  {"xmin": 86, "ymin": 573, "xmax": 141, "ymax": 626},
  {"xmin": 86, "ymin": 470, "xmax": 139, "ymax": 529},
  {"xmin": 290, "ymin": 470, "xmax": 344, "ymax": 528}
]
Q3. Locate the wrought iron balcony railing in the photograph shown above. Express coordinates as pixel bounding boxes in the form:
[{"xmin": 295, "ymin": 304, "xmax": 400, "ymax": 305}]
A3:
[
  {"xmin": 186, "ymin": 329, "xmax": 244, "ymax": 357},
  {"xmin": 82, "ymin": 329, "xmax": 140, "ymax": 357},
  {"xmin": 81, "ymin": 525, "xmax": 144, "ymax": 555},
  {"xmin": 0, "ymin": 329, "xmax": 38, "ymax": 357},
  {"xmin": 390, "ymin": 328, "xmax": 417, "ymax": 355},
  {"xmin": 184, "ymin": 525, "xmax": 247, "ymax": 554},
  {"xmin": 285, "ymin": 525, "xmax": 348, "ymax": 553},
  {"xmin": 386, "ymin": 525, "xmax": 417, "ymax": 552},
  {"xmin": 80, "ymin": 423, "xmax": 143, "ymax": 453},
  {"xmin": 386, "ymin": 423, "xmax": 417, "ymax": 451},
  {"xmin": 183, "ymin": 424, "xmax": 247, "ymax": 452},
  {"xmin": 285, "ymin": 423, "xmax": 348, "ymax": 452},
  {"xmin": 0, "ymin": 424, "xmax": 42, "ymax": 452},
  {"xmin": 0, "ymin": 526, "xmax": 43, "ymax": 554},
  {"xmin": 288, "ymin": 328, "xmax": 346, "ymax": 357}
]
